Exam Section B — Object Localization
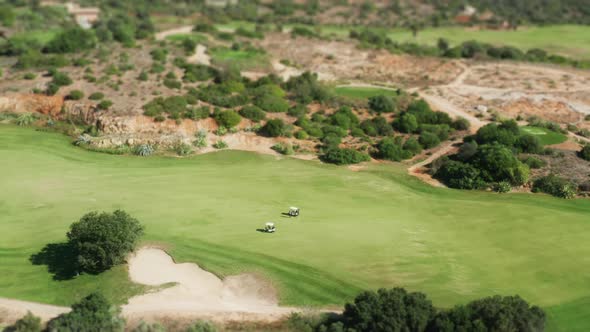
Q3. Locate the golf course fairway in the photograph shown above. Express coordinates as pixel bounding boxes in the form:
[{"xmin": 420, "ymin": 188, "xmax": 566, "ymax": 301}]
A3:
[{"xmin": 1, "ymin": 125, "xmax": 589, "ymax": 331}]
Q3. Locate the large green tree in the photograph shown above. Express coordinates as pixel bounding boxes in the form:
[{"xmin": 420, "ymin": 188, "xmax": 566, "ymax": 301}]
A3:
[{"xmin": 67, "ymin": 210, "xmax": 144, "ymax": 274}]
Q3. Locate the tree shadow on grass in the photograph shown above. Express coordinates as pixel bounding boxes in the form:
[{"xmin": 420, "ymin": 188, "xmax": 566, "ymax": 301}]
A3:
[{"xmin": 29, "ymin": 242, "xmax": 78, "ymax": 280}]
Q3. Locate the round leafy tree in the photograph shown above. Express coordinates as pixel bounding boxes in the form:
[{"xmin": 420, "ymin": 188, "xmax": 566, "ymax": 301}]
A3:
[{"xmin": 67, "ymin": 210, "xmax": 144, "ymax": 274}]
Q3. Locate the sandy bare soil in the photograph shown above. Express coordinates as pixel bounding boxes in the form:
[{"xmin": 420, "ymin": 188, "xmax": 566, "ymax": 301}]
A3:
[
  {"xmin": 123, "ymin": 248, "xmax": 296, "ymax": 322},
  {"xmin": 0, "ymin": 248, "xmax": 306, "ymax": 326}
]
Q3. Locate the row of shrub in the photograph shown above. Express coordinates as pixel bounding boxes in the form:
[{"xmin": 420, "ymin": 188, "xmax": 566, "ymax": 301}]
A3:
[{"xmin": 349, "ymin": 29, "xmax": 590, "ymax": 69}]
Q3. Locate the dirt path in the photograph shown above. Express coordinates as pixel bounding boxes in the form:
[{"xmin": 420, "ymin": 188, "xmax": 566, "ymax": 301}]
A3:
[
  {"xmin": 0, "ymin": 298, "xmax": 69, "ymax": 324},
  {"xmin": 155, "ymin": 26, "xmax": 193, "ymax": 41},
  {"xmin": 187, "ymin": 44, "xmax": 211, "ymax": 65}
]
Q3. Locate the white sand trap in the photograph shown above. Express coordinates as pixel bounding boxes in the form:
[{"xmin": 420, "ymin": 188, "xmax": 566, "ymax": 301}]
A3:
[{"xmin": 123, "ymin": 248, "xmax": 295, "ymax": 321}]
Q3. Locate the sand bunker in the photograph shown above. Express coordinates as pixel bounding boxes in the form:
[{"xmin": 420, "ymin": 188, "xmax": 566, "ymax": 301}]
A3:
[{"xmin": 123, "ymin": 248, "xmax": 294, "ymax": 321}]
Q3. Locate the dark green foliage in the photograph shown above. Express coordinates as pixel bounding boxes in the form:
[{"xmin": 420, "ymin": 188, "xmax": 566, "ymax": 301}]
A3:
[
  {"xmin": 420, "ymin": 124, "xmax": 450, "ymax": 141},
  {"xmin": 472, "ymin": 144, "xmax": 530, "ymax": 185},
  {"xmin": 184, "ymin": 106, "xmax": 211, "ymax": 120},
  {"xmin": 45, "ymin": 28, "xmax": 96, "ymax": 53},
  {"xmin": 163, "ymin": 78, "xmax": 182, "ymax": 89},
  {"xmin": 67, "ymin": 90, "xmax": 84, "ymax": 100},
  {"xmin": 260, "ymin": 119, "xmax": 286, "ymax": 137},
  {"xmin": 46, "ymin": 293, "xmax": 125, "ymax": 332},
  {"xmin": 428, "ymin": 295, "xmax": 545, "ymax": 332},
  {"xmin": 254, "ymin": 94, "xmax": 289, "ymax": 113},
  {"xmin": 284, "ymin": 72, "xmax": 331, "ymax": 104},
  {"xmin": 516, "ymin": 134, "xmax": 543, "ymax": 154},
  {"xmin": 435, "ymin": 160, "xmax": 484, "ymax": 189},
  {"xmin": 138, "ymin": 71, "xmax": 149, "ymax": 81},
  {"xmin": 579, "ymin": 145, "xmax": 590, "ymax": 161},
  {"xmin": 330, "ymin": 106, "xmax": 359, "ymax": 130},
  {"xmin": 0, "ymin": 4, "xmax": 15, "ymax": 27},
  {"xmin": 67, "ymin": 210, "xmax": 143, "ymax": 274},
  {"xmin": 214, "ymin": 110, "xmax": 242, "ymax": 128},
  {"xmin": 520, "ymin": 156, "xmax": 546, "ymax": 169},
  {"xmin": 475, "ymin": 120, "xmax": 520, "ymax": 147},
  {"xmin": 182, "ymin": 38, "xmax": 197, "ymax": 54},
  {"xmin": 342, "ymin": 288, "xmax": 435, "ymax": 332},
  {"xmin": 11, "ymin": 311, "xmax": 42, "ymax": 332},
  {"xmin": 271, "ymin": 143, "xmax": 294, "ymax": 155},
  {"xmin": 457, "ymin": 141, "xmax": 478, "ymax": 161},
  {"xmin": 403, "ymin": 137, "xmax": 422, "ymax": 155},
  {"xmin": 368, "ymin": 95, "xmax": 396, "ymax": 113},
  {"xmin": 376, "ymin": 137, "xmax": 413, "ymax": 161},
  {"xmin": 295, "ymin": 116, "xmax": 323, "ymax": 138},
  {"xmin": 193, "ymin": 23, "xmax": 217, "ymax": 33},
  {"xmin": 89, "ymin": 92, "xmax": 105, "ymax": 100},
  {"xmin": 183, "ymin": 64, "xmax": 217, "ymax": 82},
  {"xmin": 295, "ymin": 130, "xmax": 309, "ymax": 140},
  {"xmin": 321, "ymin": 148, "xmax": 370, "ymax": 165},
  {"xmin": 360, "ymin": 116, "xmax": 393, "ymax": 136},
  {"xmin": 395, "ymin": 113, "xmax": 419, "ymax": 133},
  {"xmin": 46, "ymin": 71, "xmax": 72, "ymax": 95},
  {"xmin": 287, "ymin": 104, "xmax": 308, "ymax": 118},
  {"xmin": 97, "ymin": 100, "xmax": 113, "ymax": 110},
  {"xmin": 451, "ymin": 117, "xmax": 470, "ymax": 131},
  {"xmin": 23, "ymin": 72, "xmax": 37, "ymax": 80},
  {"xmin": 239, "ymin": 105, "xmax": 266, "ymax": 122},
  {"xmin": 419, "ymin": 131, "xmax": 441, "ymax": 149},
  {"xmin": 143, "ymin": 96, "xmax": 188, "ymax": 119},
  {"xmin": 532, "ymin": 174, "xmax": 577, "ymax": 199},
  {"xmin": 150, "ymin": 48, "xmax": 168, "ymax": 63}
]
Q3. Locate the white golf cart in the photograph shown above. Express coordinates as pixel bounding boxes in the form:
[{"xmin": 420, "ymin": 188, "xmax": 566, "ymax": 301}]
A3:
[
  {"xmin": 264, "ymin": 222, "xmax": 276, "ymax": 233},
  {"xmin": 288, "ymin": 207, "xmax": 300, "ymax": 217}
]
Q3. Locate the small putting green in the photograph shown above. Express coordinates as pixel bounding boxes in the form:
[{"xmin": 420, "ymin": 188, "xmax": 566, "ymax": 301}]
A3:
[
  {"xmin": 165, "ymin": 33, "xmax": 207, "ymax": 43},
  {"xmin": 334, "ymin": 86, "xmax": 398, "ymax": 100},
  {"xmin": 1, "ymin": 125, "xmax": 590, "ymax": 331},
  {"xmin": 521, "ymin": 126, "xmax": 568, "ymax": 145},
  {"xmin": 210, "ymin": 47, "xmax": 270, "ymax": 71}
]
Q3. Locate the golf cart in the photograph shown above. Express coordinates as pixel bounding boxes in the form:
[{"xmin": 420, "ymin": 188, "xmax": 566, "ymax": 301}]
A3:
[
  {"xmin": 264, "ymin": 222, "xmax": 276, "ymax": 233},
  {"xmin": 288, "ymin": 207, "xmax": 300, "ymax": 217}
]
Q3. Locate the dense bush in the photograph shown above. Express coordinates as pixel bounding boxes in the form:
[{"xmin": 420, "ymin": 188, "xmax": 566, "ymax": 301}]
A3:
[
  {"xmin": 89, "ymin": 92, "xmax": 105, "ymax": 100},
  {"xmin": 532, "ymin": 175, "xmax": 577, "ymax": 199},
  {"xmin": 579, "ymin": 145, "xmax": 590, "ymax": 161},
  {"xmin": 45, "ymin": 28, "xmax": 96, "ymax": 53},
  {"xmin": 260, "ymin": 119, "xmax": 286, "ymax": 137},
  {"xmin": 516, "ymin": 134, "xmax": 543, "ymax": 154},
  {"xmin": 67, "ymin": 210, "xmax": 144, "ymax": 273},
  {"xmin": 143, "ymin": 96, "xmax": 188, "ymax": 119},
  {"xmin": 185, "ymin": 320, "xmax": 217, "ymax": 332},
  {"xmin": 435, "ymin": 160, "xmax": 484, "ymax": 189},
  {"xmin": 322, "ymin": 147, "xmax": 370, "ymax": 165},
  {"xmin": 376, "ymin": 137, "xmax": 413, "ymax": 161},
  {"xmin": 472, "ymin": 144, "xmax": 530, "ymax": 185},
  {"xmin": 214, "ymin": 110, "xmax": 242, "ymax": 128},
  {"xmin": 284, "ymin": 72, "xmax": 331, "ymax": 104},
  {"xmin": 67, "ymin": 90, "xmax": 84, "ymax": 100},
  {"xmin": 330, "ymin": 106, "xmax": 360, "ymax": 130},
  {"xmin": 254, "ymin": 94, "xmax": 289, "ymax": 113},
  {"xmin": 183, "ymin": 64, "xmax": 217, "ymax": 82},
  {"xmin": 428, "ymin": 295, "xmax": 545, "ymax": 332},
  {"xmin": 368, "ymin": 95, "xmax": 396, "ymax": 113},
  {"xmin": 239, "ymin": 105, "xmax": 266, "ymax": 122},
  {"xmin": 47, "ymin": 293, "xmax": 124, "ymax": 332},
  {"xmin": 97, "ymin": 100, "xmax": 113, "ymax": 110},
  {"xmin": 184, "ymin": 106, "xmax": 210, "ymax": 120},
  {"xmin": 394, "ymin": 113, "xmax": 419, "ymax": 133},
  {"xmin": 419, "ymin": 131, "xmax": 441, "ymax": 149},
  {"xmin": 271, "ymin": 142, "xmax": 294, "ymax": 155},
  {"xmin": 342, "ymin": 288, "xmax": 435, "ymax": 332},
  {"xmin": 10, "ymin": 311, "xmax": 42, "ymax": 332},
  {"xmin": 520, "ymin": 155, "xmax": 547, "ymax": 169},
  {"xmin": 360, "ymin": 116, "xmax": 393, "ymax": 136}
]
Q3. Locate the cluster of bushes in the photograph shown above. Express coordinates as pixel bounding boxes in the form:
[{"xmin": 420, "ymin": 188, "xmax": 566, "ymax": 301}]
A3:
[
  {"xmin": 435, "ymin": 120, "xmax": 535, "ymax": 190},
  {"xmin": 375, "ymin": 136, "xmax": 422, "ymax": 161},
  {"xmin": 46, "ymin": 70, "xmax": 72, "ymax": 95},
  {"xmin": 321, "ymin": 147, "xmax": 370, "ymax": 165},
  {"xmin": 532, "ymin": 174, "xmax": 577, "ymax": 199},
  {"xmin": 289, "ymin": 287, "xmax": 545, "ymax": 332},
  {"xmin": 93, "ymin": 12, "xmax": 155, "ymax": 47},
  {"xmin": 579, "ymin": 145, "xmax": 590, "ymax": 161}
]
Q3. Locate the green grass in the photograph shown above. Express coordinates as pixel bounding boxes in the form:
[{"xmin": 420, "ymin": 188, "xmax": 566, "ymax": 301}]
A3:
[
  {"xmin": 165, "ymin": 33, "xmax": 207, "ymax": 43},
  {"xmin": 334, "ymin": 86, "xmax": 397, "ymax": 100},
  {"xmin": 1, "ymin": 126, "xmax": 590, "ymax": 331},
  {"xmin": 210, "ymin": 47, "xmax": 270, "ymax": 71},
  {"xmin": 384, "ymin": 25, "xmax": 590, "ymax": 60},
  {"xmin": 4, "ymin": 29, "xmax": 62, "ymax": 46},
  {"xmin": 282, "ymin": 23, "xmax": 590, "ymax": 60},
  {"xmin": 521, "ymin": 126, "xmax": 568, "ymax": 145}
]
